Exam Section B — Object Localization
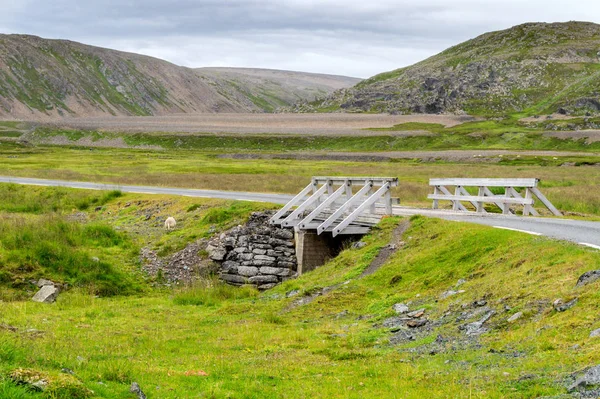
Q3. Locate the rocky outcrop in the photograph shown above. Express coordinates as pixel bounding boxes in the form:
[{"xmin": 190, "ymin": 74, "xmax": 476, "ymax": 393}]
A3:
[
  {"xmin": 140, "ymin": 240, "xmax": 218, "ymax": 284},
  {"xmin": 300, "ymin": 22, "xmax": 600, "ymax": 116},
  {"xmin": 207, "ymin": 212, "xmax": 297, "ymax": 290}
]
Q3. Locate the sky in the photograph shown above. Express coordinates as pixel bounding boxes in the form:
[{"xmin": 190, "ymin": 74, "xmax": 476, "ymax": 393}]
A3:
[{"xmin": 0, "ymin": 0, "xmax": 599, "ymax": 78}]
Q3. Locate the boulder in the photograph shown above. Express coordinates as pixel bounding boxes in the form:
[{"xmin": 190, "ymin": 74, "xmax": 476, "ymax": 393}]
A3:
[
  {"xmin": 568, "ymin": 364, "xmax": 600, "ymax": 392},
  {"xmin": 36, "ymin": 278, "xmax": 55, "ymax": 288},
  {"xmin": 554, "ymin": 298, "xmax": 578, "ymax": 312},
  {"xmin": 32, "ymin": 285, "xmax": 59, "ymax": 303},
  {"xmin": 130, "ymin": 382, "xmax": 147, "ymax": 399},
  {"xmin": 507, "ymin": 312, "xmax": 523, "ymax": 323},
  {"xmin": 393, "ymin": 303, "xmax": 409, "ymax": 314},
  {"xmin": 576, "ymin": 270, "xmax": 600, "ymax": 287},
  {"xmin": 207, "ymin": 245, "xmax": 227, "ymax": 261},
  {"xmin": 590, "ymin": 328, "xmax": 600, "ymax": 338},
  {"xmin": 352, "ymin": 241, "xmax": 367, "ymax": 249}
]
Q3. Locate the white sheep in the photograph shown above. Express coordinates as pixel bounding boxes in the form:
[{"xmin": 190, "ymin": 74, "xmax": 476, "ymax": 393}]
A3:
[{"xmin": 164, "ymin": 216, "xmax": 176, "ymax": 230}]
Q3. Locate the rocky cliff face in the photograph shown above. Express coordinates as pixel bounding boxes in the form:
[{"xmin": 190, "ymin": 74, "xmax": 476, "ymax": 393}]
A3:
[
  {"xmin": 0, "ymin": 35, "xmax": 358, "ymax": 119},
  {"xmin": 301, "ymin": 22, "xmax": 600, "ymax": 116}
]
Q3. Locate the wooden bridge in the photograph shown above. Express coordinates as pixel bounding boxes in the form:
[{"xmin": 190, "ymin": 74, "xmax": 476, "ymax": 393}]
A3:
[{"xmin": 269, "ymin": 177, "xmax": 398, "ymax": 236}]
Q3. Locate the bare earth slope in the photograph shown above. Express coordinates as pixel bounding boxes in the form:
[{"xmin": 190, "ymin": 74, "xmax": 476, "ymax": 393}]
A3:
[
  {"xmin": 0, "ymin": 35, "xmax": 358, "ymax": 119},
  {"xmin": 302, "ymin": 21, "xmax": 600, "ymax": 117}
]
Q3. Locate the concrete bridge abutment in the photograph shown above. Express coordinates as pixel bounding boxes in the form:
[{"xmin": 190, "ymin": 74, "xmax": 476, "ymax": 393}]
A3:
[{"xmin": 294, "ymin": 230, "xmax": 362, "ymax": 274}]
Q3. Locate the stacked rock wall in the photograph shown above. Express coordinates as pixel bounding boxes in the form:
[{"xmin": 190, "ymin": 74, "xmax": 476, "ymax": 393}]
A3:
[{"xmin": 206, "ymin": 211, "xmax": 297, "ymax": 290}]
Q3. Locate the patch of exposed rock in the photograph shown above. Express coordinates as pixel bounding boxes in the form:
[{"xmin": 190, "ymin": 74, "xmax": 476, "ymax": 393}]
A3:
[
  {"xmin": 207, "ymin": 211, "xmax": 298, "ymax": 290},
  {"xmin": 140, "ymin": 239, "xmax": 218, "ymax": 284}
]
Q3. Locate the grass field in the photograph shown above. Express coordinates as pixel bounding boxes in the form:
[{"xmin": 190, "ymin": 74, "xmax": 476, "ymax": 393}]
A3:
[
  {"xmin": 0, "ymin": 120, "xmax": 599, "ymax": 397},
  {"xmin": 1, "ymin": 187, "xmax": 599, "ymax": 398},
  {"xmin": 0, "ymin": 141, "xmax": 598, "ymax": 215}
]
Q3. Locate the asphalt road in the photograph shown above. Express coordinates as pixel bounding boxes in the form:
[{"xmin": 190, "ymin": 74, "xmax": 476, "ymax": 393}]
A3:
[{"xmin": 1, "ymin": 176, "xmax": 598, "ymax": 248}]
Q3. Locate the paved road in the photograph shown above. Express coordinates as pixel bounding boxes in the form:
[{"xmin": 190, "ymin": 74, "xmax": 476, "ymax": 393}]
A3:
[{"xmin": 1, "ymin": 176, "xmax": 598, "ymax": 248}]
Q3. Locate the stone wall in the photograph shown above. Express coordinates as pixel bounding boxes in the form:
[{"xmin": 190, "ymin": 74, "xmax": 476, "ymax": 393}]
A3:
[{"xmin": 206, "ymin": 211, "xmax": 297, "ymax": 290}]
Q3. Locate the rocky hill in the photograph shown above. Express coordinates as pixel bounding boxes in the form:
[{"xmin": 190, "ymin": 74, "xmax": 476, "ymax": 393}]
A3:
[
  {"xmin": 302, "ymin": 21, "xmax": 600, "ymax": 116},
  {"xmin": 0, "ymin": 35, "xmax": 359, "ymax": 119}
]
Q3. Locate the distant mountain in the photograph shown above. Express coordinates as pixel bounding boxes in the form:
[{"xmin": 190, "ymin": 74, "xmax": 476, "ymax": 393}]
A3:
[
  {"xmin": 299, "ymin": 21, "xmax": 600, "ymax": 116},
  {"xmin": 197, "ymin": 67, "xmax": 361, "ymax": 112},
  {"xmin": 0, "ymin": 35, "xmax": 360, "ymax": 119}
]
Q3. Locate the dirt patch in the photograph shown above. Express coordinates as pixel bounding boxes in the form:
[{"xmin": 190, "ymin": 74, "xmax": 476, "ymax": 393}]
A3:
[
  {"xmin": 361, "ymin": 220, "xmax": 410, "ymax": 277},
  {"xmin": 33, "ymin": 113, "xmax": 476, "ymax": 136},
  {"xmin": 544, "ymin": 130, "xmax": 600, "ymax": 144},
  {"xmin": 520, "ymin": 113, "xmax": 580, "ymax": 123}
]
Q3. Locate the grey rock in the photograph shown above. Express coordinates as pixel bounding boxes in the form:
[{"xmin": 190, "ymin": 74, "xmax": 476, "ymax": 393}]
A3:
[
  {"xmin": 258, "ymin": 283, "xmax": 278, "ymax": 290},
  {"xmin": 274, "ymin": 229, "xmax": 294, "ymax": 240},
  {"xmin": 382, "ymin": 316, "xmax": 408, "ymax": 330},
  {"xmin": 507, "ymin": 312, "xmax": 523, "ymax": 323},
  {"xmin": 252, "ymin": 260, "xmax": 276, "ymax": 267},
  {"xmin": 220, "ymin": 274, "xmax": 247, "ymax": 284},
  {"xmin": 207, "ymin": 245, "xmax": 227, "ymax": 261},
  {"xmin": 249, "ymin": 275, "xmax": 279, "ymax": 284},
  {"xmin": 407, "ymin": 319, "xmax": 427, "ymax": 328},
  {"xmin": 352, "ymin": 241, "xmax": 367, "ymax": 249},
  {"xmin": 455, "ymin": 278, "xmax": 467, "ymax": 287},
  {"xmin": 576, "ymin": 270, "xmax": 600, "ymax": 287},
  {"xmin": 91, "ymin": 257, "xmax": 100, "ymax": 263},
  {"xmin": 590, "ymin": 328, "xmax": 600, "ymax": 338},
  {"xmin": 555, "ymin": 298, "xmax": 578, "ymax": 312},
  {"xmin": 440, "ymin": 289, "xmax": 465, "ymax": 300},
  {"xmin": 237, "ymin": 266, "xmax": 259, "ymax": 277},
  {"xmin": 277, "ymin": 261, "xmax": 296, "ymax": 268},
  {"xmin": 252, "ymin": 248, "xmax": 267, "ymax": 255},
  {"xmin": 569, "ymin": 364, "xmax": 600, "ymax": 393},
  {"xmin": 253, "ymin": 243, "xmax": 273, "ymax": 250},
  {"xmin": 36, "ymin": 278, "xmax": 55, "ymax": 287},
  {"xmin": 259, "ymin": 267, "xmax": 288, "ymax": 276},
  {"xmin": 407, "ymin": 308, "xmax": 425, "ymax": 318},
  {"xmin": 267, "ymin": 250, "xmax": 283, "ymax": 257},
  {"xmin": 461, "ymin": 310, "xmax": 495, "ymax": 336},
  {"xmin": 286, "ymin": 289, "xmax": 300, "ymax": 298},
  {"xmin": 233, "ymin": 247, "xmax": 248, "ymax": 253},
  {"xmin": 130, "ymin": 382, "xmax": 147, "ymax": 399},
  {"xmin": 221, "ymin": 261, "xmax": 239, "ymax": 273},
  {"xmin": 239, "ymin": 253, "xmax": 254, "ymax": 261},
  {"xmin": 254, "ymin": 254, "xmax": 276, "ymax": 262},
  {"xmin": 32, "ymin": 285, "xmax": 59, "ymax": 303},
  {"xmin": 393, "ymin": 303, "xmax": 410, "ymax": 314}
]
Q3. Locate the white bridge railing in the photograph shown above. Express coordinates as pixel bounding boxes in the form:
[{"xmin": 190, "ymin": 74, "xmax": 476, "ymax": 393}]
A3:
[
  {"xmin": 270, "ymin": 177, "xmax": 398, "ymax": 236},
  {"xmin": 428, "ymin": 178, "xmax": 562, "ymax": 216}
]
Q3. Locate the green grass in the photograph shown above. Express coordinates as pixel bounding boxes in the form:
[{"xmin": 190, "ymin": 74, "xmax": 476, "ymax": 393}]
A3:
[
  {"xmin": 0, "ymin": 215, "xmax": 140, "ymax": 298},
  {"xmin": 1, "ymin": 215, "xmax": 599, "ymax": 397}
]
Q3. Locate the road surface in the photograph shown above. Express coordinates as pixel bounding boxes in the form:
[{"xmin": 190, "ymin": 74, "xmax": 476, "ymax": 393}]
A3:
[{"xmin": 1, "ymin": 176, "xmax": 598, "ymax": 248}]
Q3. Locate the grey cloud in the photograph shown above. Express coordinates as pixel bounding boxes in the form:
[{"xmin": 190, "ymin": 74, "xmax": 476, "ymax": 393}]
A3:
[{"xmin": 0, "ymin": 0, "xmax": 599, "ymax": 77}]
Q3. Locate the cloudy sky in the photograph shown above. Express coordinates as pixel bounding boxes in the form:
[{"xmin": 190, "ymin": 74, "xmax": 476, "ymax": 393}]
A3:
[{"xmin": 0, "ymin": 0, "xmax": 599, "ymax": 78}]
